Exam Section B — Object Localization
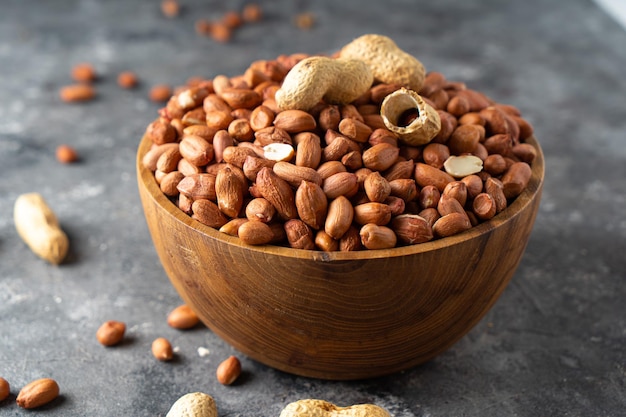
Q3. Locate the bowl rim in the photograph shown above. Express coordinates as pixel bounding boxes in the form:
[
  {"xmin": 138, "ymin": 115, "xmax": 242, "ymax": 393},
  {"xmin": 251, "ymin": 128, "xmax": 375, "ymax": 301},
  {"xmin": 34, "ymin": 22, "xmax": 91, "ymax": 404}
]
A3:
[{"xmin": 137, "ymin": 134, "xmax": 544, "ymax": 261}]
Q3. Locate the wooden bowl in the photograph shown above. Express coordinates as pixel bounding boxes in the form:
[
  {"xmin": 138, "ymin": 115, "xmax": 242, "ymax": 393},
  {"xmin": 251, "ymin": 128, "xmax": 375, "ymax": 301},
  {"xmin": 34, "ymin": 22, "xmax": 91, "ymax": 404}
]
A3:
[{"xmin": 137, "ymin": 135, "xmax": 544, "ymax": 380}]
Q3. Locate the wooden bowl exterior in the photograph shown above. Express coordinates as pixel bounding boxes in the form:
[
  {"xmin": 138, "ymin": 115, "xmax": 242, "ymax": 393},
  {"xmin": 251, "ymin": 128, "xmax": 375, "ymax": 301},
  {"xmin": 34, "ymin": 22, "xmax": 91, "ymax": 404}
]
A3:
[{"xmin": 137, "ymin": 135, "xmax": 544, "ymax": 380}]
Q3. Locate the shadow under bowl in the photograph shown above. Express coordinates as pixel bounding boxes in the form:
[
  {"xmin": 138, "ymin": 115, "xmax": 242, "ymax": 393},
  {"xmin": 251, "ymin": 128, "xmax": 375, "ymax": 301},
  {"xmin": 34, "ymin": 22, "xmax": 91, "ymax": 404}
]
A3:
[{"xmin": 137, "ymin": 134, "xmax": 544, "ymax": 380}]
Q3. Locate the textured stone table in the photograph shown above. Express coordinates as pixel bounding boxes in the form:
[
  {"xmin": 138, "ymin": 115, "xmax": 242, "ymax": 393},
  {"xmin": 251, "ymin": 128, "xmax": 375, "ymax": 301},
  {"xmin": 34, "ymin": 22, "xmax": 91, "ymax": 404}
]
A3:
[{"xmin": 1, "ymin": 0, "xmax": 625, "ymax": 416}]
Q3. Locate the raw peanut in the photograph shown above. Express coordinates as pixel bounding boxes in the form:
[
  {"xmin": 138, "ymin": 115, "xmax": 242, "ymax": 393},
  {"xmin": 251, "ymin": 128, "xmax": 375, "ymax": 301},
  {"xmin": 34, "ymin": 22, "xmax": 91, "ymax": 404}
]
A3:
[
  {"xmin": 323, "ymin": 172, "xmax": 358, "ymax": 199},
  {"xmin": 338, "ymin": 118, "xmax": 373, "ymax": 143},
  {"xmin": 433, "ymin": 212, "xmax": 472, "ymax": 237},
  {"xmin": 437, "ymin": 194, "xmax": 467, "ymax": 217},
  {"xmin": 178, "ymin": 86, "xmax": 210, "ymax": 110},
  {"xmin": 215, "ymin": 165, "xmax": 245, "ymax": 217},
  {"xmin": 0, "ymin": 377, "xmax": 10, "ymax": 401},
  {"xmin": 459, "ymin": 89, "xmax": 492, "ymax": 112},
  {"xmin": 447, "ymin": 94, "xmax": 470, "ymax": 116},
  {"xmin": 219, "ymin": 218, "xmax": 248, "ymax": 236},
  {"xmin": 418, "ymin": 184, "xmax": 440, "ymax": 209},
  {"xmin": 273, "ymin": 161, "xmax": 322, "ymax": 188},
  {"xmin": 317, "ymin": 161, "xmax": 347, "ymax": 180},
  {"xmin": 512, "ymin": 143, "xmax": 537, "ymax": 163},
  {"xmin": 216, "ymin": 356, "xmax": 242, "ymax": 386},
  {"xmin": 177, "ymin": 173, "xmax": 216, "ymax": 201},
  {"xmin": 166, "ymin": 392, "xmax": 218, "ymax": 417},
  {"xmin": 192, "ymin": 199, "xmax": 228, "ymax": 228},
  {"xmin": 389, "ymin": 178, "xmax": 418, "ymax": 202},
  {"xmin": 325, "ymin": 196, "xmax": 354, "ymax": 239},
  {"xmin": 285, "ymin": 219, "xmax": 315, "ymax": 250},
  {"xmin": 458, "ymin": 112, "xmax": 486, "ymax": 126},
  {"xmin": 96, "ymin": 320, "xmax": 126, "ymax": 346},
  {"xmin": 341, "ymin": 150, "xmax": 363, "ymax": 170},
  {"xmin": 484, "ymin": 133, "xmax": 514, "ymax": 156},
  {"xmin": 273, "ymin": 109, "xmax": 317, "ymax": 133},
  {"xmin": 501, "ymin": 161, "xmax": 532, "ymax": 198},
  {"xmin": 473, "ymin": 143, "xmax": 489, "ymax": 161},
  {"xmin": 183, "ymin": 125, "xmax": 217, "ymax": 141},
  {"xmin": 415, "ymin": 162, "xmax": 454, "ymax": 191},
  {"xmin": 362, "ymin": 142, "xmax": 400, "ymax": 171},
  {"xmin": 255, "ymin": 126, "xmax": 292, "ymax": 146},
  {"xmin": 149, "ymin": 85, "xmax": 172, "ymax": 102},
  {"xmin": 370, "ymin": 83, "xmax": 401, "ymax": 104},
  {"xmin": 448, "ymin": 124, "xmax": 481, "ymax": 155},
  {"xmin": 16, "ymin": 378, "xmax": 59, "ymax": 409},
  {"xmin": 432, "ymin": 110, "xmax": 457, "ymax": 143},
  {"xmin": 56, "ymin": 144, "xmax": 78, "ymax": 163},
  {"xmin": 275, "ymin": 56, "xmax": 373, "ymax": 111},
  {"xmin": 485, "ymin": 177, "xmax": 507, "ymax": 213},
  {"xmin": 179, "ymin": 194, "xmax": 193, "ymax": 214},
  {"xmin": 443, "ymin": 155, "xmax": 484, "ymax": 178},
  {"xmin": 512, "ymin": 115, "xmax": 534, "ymax": 140},
  {"xmin": 59, "ymin": 84, "xmax": 96, "ymax": 102},
  {"xmin": 480, "ymin": 106, "xmax": 510, "ymax": 136},
  {"xmin": 382, "ymin": 159, "xmax": 414, "ymax": 181},
  {"xmin": 227, "ymin": 118, "xmax": 254, "ymax": 141},
  {"xmin": 146, "ymin": 118, "xmax": 177, "ymax": 145},
  {"xmin": 322, "ymin": 135, "xmax": 352, "ymax": 161},
  {"xmin": 223, "ymin": 145, "xmax": 258, "ymax": 168},
  {"xmin": 419, "ymin": 207, "xmax": 440, "ymax": 228},
  {"xmin": 238, "ymin": 220, "xmax": 274, "ymax": 245},
  {"xmin": 364, "ymin": 171, "xmax": 391, "ymax": 202},
  {"xmin": 117, "ymin": 71, "xmax": 138, "ymax": 89},
  {"xmin": 212, "ymin": 130, "xmax": 234, "ymax": 164},
  {"xmin": 385, "ymin": 195, "xmax": 406, "ymax": 216},
  {"xmin": 422, "ymin": 143, "xmax": 450, "ymax": 169},
  {"xmin": 204, "ymin": 94, "xmax": 232, "ymax": 113},
  {"xmin": 168, "ymin": 304, "xmax": 200, "ymax": 329},
  {"xmin": 220, "ymin": 88, "xmax": 262, "ymax": 109},
  {"xmin": 315, "ymin": 230, "xmax": 339, "ymax": 251},
  {"xmin": 242, "ymin": 3, "xmax": 262, "ymax": 21},
  {"xmin": 461, "ymin": 174, "xmax": 484, "ymax": 199},
  {"xmin": 156, "ymin": 146, "xmax": 182, "ymax": 173},
  {"xmin": 318, "ymin": 105, "xmax": 341, "ymax": 131},
  {"xmin": 391, "ymin": 214, "xmax": 434, "ymax": 244},
  {"xmin": 369, "ymin": 128, "xmax": 398, "ymax": 147},
  {"xmin": 152, "ymin": 337, "xmax": 174, "ymax": 361},
  {"xmin": 296, "ymin": 181, "xmax": 328, "ymax": 230},
  {"xmin": 206, "ymin": 110, "xmax": 234, "ymax": 130},
  {"xmin": 160, "ymin": 171, "xmax": 185, "ymax": 197},
  {"xmin": 161, "ymin": 0, "xmax": 180, "ymax": 17},
  {"xmin": 483, "ymin": 153, "xmax": 507, "ymax": 175},
  {"xmin": 245, "ymin": 198, "xmax": 276, "ymax": 223},
  {"xmin": 419, "ymin": 71, "xmax": 446, "ymax": 97},
  {"xmin": 353, "ymin": 202, "xmax": 391, "ymax": 226},
  {"xmin": 179, "ymin": 135, "xmax": 214, "ymax": 166},
  {"xmin": 71, "ymin": 62, "xmax": 97, "ymax": 83},
  {"xmin": 14, "ymin": 193, "xmax": 69, "ymax": 265},
  {"xmin": 243, "ymin": 155, "xmax": 275, "ymax": 181},
  {"xmin": 256, "ymin": 167, "xmax": 298, "ymax": 220},
  {"xmin": 143, "ymin": 143, "xmax": 179, "ymax": 171},
  {"xmin": 473, "ymin": 193, "xmax": 497, "ymax": 220},
  {"xmin": 340, "ymin": 34, "xmax": 425, "ymax": 91},
  {"xmin": 360, "ymin": 223, "xmax": 397, "ymax": 250},
  {"xmin": 339, "ymin": 225, "xmax": 363, "ymax": 251},
  {"xmin": 442, "ymin": 181, "xmax": 468, "ymax": 207},
  {"xmin": 249, "ymin": 105, "xmax": 275, "ymax": 131},
  {"xmin": 280, "ymin": 399, "xmax": 390, "ymax": 417}
]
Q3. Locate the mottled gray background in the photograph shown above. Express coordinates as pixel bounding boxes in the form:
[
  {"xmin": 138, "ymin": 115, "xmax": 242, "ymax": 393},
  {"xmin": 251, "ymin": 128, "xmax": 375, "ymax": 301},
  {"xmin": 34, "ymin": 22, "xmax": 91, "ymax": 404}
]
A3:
[{"xmin": 1, "ymin": 0, "xmax": 625, "ymax": 416}]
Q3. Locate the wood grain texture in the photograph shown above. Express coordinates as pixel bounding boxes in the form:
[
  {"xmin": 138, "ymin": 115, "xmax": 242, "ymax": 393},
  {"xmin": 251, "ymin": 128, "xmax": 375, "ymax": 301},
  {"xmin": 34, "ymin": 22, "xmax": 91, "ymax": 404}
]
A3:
[{"xmin": 137, "ymin": 135, "xmax": 544, "ymax": 380}]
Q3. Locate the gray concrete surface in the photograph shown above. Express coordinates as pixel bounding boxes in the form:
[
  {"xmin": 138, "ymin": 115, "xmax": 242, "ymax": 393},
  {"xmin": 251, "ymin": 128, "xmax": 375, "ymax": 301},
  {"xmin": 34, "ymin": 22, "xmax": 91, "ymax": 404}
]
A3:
[{"xmin": 1, "ymin": 0, "xmax": 625, "ymax": 415}]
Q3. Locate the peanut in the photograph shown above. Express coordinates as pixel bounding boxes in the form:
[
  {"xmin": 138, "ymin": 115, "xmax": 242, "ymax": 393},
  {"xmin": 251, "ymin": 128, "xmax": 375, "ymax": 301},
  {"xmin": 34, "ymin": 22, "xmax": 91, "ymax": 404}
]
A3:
[
  {"xmin": 216, "ymin": 355, "xmax": 242, "ymax": 385},
  {"xmin": 16, "ymin": 378, "xmax": 59, "ymax": 409},
  {"xmin": 275, "ymin": 56, "xmax": 373, "ymax": 111},
  {"xmin": 152, "ymin": 337, "xmax": 174, "ymax": 361},
  {"xmin": 14, "ymin": 193, "xmax": 69, "ymax": 265},
  {"xmin": 279, "ymin": 399, "xmax": 390, "ymax": 417},
  {"xmin": 166, "ymin": 392, "xmax": 217, "ymax": 417},
  {"xmin": 96, "ymin": 320, "xmax": 126, "ymax": 346},
  {"xmin": 0, "ymin": 377, "xmax": 9, "ymax": 401},
  {"xmin": 167, "ymin": 304, "xmax": 200, "ymax": 329},
  {"xmin": 339, "ymin": 34, "xmax": 426, "ymax": 92}
]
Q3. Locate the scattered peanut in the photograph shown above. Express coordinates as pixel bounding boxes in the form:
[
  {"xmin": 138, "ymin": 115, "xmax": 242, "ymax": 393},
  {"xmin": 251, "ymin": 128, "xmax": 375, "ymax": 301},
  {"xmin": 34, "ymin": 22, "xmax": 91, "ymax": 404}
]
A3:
[
  {"xmin": 96, "ymin": 320, "xmax": 126, "ymax": 346},
  {"xmin": 279, "ymin": 399, "xmax": 390, "ymax": 417},
  {"xmin": 59, "ymin": 84, "xmax": 96, "ymax": 102},
  {"xmin": 71, "ymin": 63, "xmax": 97, "ymax": 83},
  {"xmin": 0, "ymin": 377, "xmax": 9, "ymax": 401},
  {"xmin": 16, "ymin": 378, "xmax": 59, "ymax": 409},
  {"xmin": 167, "ymin": 304, "xmax": 200, "ymax": 329},
  {"xmin": 55, "ymin": 144, "xmax": 79, "ymax": 163},
  {"xmin": 166, "ymin": 392, "xmax": 218, "ymax": 417},
  {"xmin": 14, "ymin": 193, "xmax": 69, "ymax": 264},
  {"xmin": 152, "ymin": 337, "xmax": 174, "ymax": 361},
  {"xmin": 150, "ymin": 84, "xmax": 172, "ymax": 102},
  {"xmin": 216, "ymin": 355, "xmax": 242, "ymax": 385},
  {"xmin": 117, "ymin": 71, "xmax": 139, "ymax": 89}
]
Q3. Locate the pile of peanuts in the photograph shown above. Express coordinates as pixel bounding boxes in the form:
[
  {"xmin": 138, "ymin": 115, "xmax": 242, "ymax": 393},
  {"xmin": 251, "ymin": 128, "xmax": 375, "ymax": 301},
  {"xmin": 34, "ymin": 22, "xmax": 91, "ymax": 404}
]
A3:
[{"xmin": 142, "ymin": 52, "xmax": 537, "ymax": 251}]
